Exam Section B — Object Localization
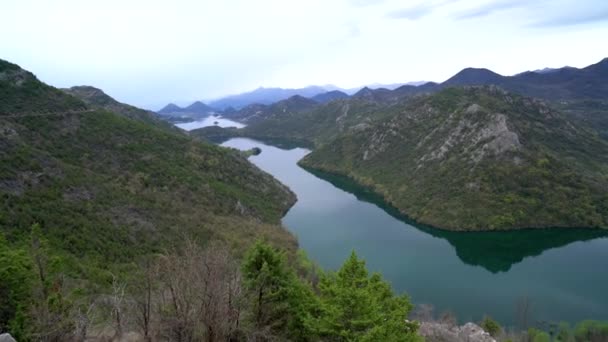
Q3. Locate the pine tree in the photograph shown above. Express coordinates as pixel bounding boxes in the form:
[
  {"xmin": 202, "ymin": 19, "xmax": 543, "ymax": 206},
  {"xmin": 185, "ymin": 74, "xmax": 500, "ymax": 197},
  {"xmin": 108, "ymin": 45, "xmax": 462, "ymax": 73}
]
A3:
[{"xmin": 313, "ymin": 251, "xmax": 421, "ymax": 342}]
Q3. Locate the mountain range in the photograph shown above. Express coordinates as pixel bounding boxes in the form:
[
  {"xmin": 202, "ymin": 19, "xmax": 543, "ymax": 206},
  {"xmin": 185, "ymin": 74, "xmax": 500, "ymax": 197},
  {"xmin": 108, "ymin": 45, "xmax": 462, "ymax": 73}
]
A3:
[
  {"xmin": 193, "ymin": 58, "xmax": 608, "ymax": 231},
  {"xmin": 213, "ymin": 58, "xmax": 608, "ymax": 139}
]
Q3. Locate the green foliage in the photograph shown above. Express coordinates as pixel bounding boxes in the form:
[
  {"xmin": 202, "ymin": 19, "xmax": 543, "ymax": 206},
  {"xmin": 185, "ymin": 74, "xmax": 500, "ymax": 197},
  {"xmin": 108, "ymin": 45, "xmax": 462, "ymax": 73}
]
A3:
[
  {"xmin": 573, "ymin": 320, "xmax": 608, "ymax": 341},
  {"xmin": 480, "ymin": 315, "xmax": 501, "ymax": 337},
  {"xmin": 297, "ymin": 87, "xmax": 608, "ymax": 230},
  {"xmin": 311, "ymin": 251, "xmax": 421, "ymax": 341},
  {"xmin": 528, "ymin": 328, "xmax": 551, "ymax": 342},
  {"xmin": 0, "ymin": 233, "xmax": 33, "ymax": 337},
  {"xmin": 0, "ymin": 60, "xmax": 298, "ymax": 339},
  {"xmin": 242, "ymin": 240, "xmax": 317, "ymax": 341}
]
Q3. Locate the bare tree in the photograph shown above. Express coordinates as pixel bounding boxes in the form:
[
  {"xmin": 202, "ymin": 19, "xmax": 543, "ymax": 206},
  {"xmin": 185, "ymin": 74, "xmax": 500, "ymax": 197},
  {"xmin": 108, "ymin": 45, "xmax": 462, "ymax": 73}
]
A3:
[
  {"xmin": 130, "ymin": 257, "xmax": 157, "ymax": 342},
  {"xmin": 156, "ymin": 240, "xmax": 204, "ymax": 341},
  {"xmin": 72, "ymin": 299, "xmax": 97, "ymax": 342},
  {"xmin": 199, "ymin": 244, "xmax": 243, "ymax": 342},
  {"xmin": 153, "ymin": 240, "xmax": 245, "ymax": 342},
  {"xmin": 108, "ymin": 275, "xmax": 127, "ymax": 340},
  {"xmin": 411, "ymin": 303, "xmax": 435, "ymax": 322}
]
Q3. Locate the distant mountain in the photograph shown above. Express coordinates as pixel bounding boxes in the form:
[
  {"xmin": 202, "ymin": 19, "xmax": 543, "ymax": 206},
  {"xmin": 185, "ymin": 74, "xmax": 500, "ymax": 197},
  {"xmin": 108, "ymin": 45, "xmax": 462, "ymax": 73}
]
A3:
[
  {"xmin": 530, "ymin": 66, "xmax": 575, "ymax": 74},
  {"xmin": 157, "ymin": 100, "xmax": 216, "ymax": 123},
  {"xmin": 222, "ymin": 95, "xmax": 318, "ymax": 123},
  {"xmin": 158, "ymin": 103, "xmax": 183, "ymax": 114},
  {"xmin": 311, "ymin": 90, "xmax": 349, "ymax": 103},
  {"xmin": 194, "ymin": 58, "xmax": 608, "ymax": 231},
  {"xmin": 443, "ymin": 68, "xmax": 504, "ymax": 86},
  {"xmin": 209, "ymin": 86, "xmax": 327, "ymax": 110},
  {"xmin": 185, "ymin": 100, "xmax": 215, "ymax": 114}
]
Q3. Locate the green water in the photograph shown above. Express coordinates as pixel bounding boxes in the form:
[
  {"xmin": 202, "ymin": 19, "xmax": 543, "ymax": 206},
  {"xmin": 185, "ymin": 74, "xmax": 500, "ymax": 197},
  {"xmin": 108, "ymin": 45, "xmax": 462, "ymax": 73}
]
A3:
[{"xmin": 222, "ymin": 138, "xmax": 608, "ymax": 326}]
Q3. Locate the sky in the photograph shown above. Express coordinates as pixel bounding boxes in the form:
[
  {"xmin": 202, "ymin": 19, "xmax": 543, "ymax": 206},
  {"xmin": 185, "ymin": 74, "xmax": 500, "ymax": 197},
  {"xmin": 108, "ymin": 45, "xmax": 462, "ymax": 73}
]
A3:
[{"xmin": 1, "ymin": 0, "xmax": 608, "ymax": 110}]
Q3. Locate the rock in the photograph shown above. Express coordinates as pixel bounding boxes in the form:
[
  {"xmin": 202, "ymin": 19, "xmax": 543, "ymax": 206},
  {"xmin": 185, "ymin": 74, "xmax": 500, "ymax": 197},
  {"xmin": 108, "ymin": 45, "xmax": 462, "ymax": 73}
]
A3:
[
  {"xmin": 0, "ymin": 333, "xmax": 17, "ymax": 342},
  {"xmin": 419, "ymin": 322, "xmax": 496, "ymax": 342}
]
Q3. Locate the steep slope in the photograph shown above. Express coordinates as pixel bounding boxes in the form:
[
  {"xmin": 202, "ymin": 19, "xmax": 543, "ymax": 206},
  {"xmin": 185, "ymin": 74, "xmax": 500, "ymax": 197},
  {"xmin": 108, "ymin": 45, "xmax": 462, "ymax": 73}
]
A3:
[
  {"xmin": 0, "ymin": 59, "xmax": 296, "ymax": 274},
  {"xmin": 300, "ymin": 86, "xmax": 608, "ymax": 230},
  {"xmin": 63, "ymin": 85, "xmax": 177, "ymax": 131}
]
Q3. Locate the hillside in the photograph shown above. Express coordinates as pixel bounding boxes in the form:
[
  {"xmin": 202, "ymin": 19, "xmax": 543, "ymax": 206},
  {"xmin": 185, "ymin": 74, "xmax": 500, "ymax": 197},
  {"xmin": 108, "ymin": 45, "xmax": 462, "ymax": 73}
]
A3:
[
  {"xmin": 299, "ymin": 87, "xmax": 608, "ymax": 230},
  {"xmin": 63, "ymin": 85, "xmax": 178, "ymax": 131},
  {"xmin": 0, "ymin": 58, "xmax": 297, "ymax": 279}
]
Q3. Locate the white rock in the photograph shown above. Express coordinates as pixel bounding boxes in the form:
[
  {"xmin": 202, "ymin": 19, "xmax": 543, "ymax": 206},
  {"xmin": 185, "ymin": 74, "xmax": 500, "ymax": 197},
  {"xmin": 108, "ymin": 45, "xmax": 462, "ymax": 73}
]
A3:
[{"xmin": 0, "ymin": 333, "xmax": 17, "ymax": 342}]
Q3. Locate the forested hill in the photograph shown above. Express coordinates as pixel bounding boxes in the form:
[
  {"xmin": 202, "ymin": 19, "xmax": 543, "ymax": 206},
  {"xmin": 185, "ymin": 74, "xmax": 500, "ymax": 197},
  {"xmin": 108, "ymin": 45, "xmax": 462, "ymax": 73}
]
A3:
[
  {"xmin": 299, "ymin": 86, "xmax": 608, "ymax": 230},
  {"xmin": 0, "ymin": 58, "xmax": 298, "ymax": 333}
]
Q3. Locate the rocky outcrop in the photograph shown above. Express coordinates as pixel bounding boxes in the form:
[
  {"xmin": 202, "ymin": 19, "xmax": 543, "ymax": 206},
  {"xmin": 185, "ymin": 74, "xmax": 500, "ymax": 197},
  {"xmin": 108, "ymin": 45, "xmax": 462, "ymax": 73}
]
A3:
[
  {"xmin": 0, "ymin": 333, "xmax": 17, "ymax": 342},
  {"xmin": 419, "ymin": 322, "xmax": 496, "ymax": 342}
]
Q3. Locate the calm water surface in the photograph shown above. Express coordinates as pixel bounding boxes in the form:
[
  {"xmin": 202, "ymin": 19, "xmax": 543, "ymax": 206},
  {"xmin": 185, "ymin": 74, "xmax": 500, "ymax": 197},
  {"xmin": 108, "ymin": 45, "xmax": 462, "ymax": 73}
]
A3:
[
  {"xmin": 221, "ymin": 137, "xmax": 608, "ymax": 325},
  {"xmin": 176, "ymin": 116, "xmax": 245, "ymax": 131}
]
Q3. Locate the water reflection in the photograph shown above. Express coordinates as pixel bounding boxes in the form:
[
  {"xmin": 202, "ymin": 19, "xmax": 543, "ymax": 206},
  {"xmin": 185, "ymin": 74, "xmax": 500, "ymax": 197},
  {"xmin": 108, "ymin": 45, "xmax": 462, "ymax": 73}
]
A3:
[{"xmin": 305, "ymin": 168, "xmax": 608, "ymax": 273}]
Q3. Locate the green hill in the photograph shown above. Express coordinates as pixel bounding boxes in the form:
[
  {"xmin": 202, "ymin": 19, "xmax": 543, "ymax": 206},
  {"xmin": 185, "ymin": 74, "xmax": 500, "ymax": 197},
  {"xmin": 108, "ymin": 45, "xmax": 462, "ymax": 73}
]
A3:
[
  {"xmin": 63, "ymin": 85, "xmax": 179, "ymax": 131},
  {"xmin": 299, "ymin": 87, "xmax": 608, "ymax": 230},
  {"xmin": 0, "ymin": 58, "xmax": 297, "ymax": 276}
]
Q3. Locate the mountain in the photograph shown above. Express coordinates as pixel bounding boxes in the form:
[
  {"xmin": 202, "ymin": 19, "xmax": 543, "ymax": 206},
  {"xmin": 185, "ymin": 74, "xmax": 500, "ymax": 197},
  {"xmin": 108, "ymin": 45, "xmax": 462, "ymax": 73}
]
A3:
[
  {"xmin": 156, "ymin": 100, "xmax": 216, "ymax": 123},
  {"xmin": 311, "ymin": 90, "xmax": 349, "ymax": 103},
  {"xmin": 0, "ymin": 59, "xmax": 297, "ymax": 291},
  {"xmin": 443, "ymin": 68, "xmax": 504, "ymax": 86},
  {"xmin": 209, "ymin": 86, "xmax": 327, "ymax": 110},
  {"xmin": 352, "ymin": 87, "xmax": 395, "ymax": 103},
  {"xmin": 530, "ymin": 66, "xmax": 575, "ymax": 74},
  {"xmin": 158, "ymin": 102, "xmax": 182, "ymax": 114},
  {"xmin": 185, "ymin": 100, "xmax": 215, "ymax": 114},
  {"xmin": 299, "ymin": 86, "xmax": 608, "ymax": 230},
  {"xmin": 222, "ymin": 94, "xmax": 319, "ymax": 123},
  {"xmin": 63, "ymin": 85, "xmax": 176, "ymax": 130}
]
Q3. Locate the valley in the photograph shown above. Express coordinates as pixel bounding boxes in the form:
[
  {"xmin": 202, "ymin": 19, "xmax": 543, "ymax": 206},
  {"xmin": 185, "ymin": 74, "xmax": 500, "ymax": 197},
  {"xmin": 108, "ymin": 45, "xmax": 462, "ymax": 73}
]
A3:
[{"xmin": 222, "ymin": 137, "xmax": 608, "ymax": 325}]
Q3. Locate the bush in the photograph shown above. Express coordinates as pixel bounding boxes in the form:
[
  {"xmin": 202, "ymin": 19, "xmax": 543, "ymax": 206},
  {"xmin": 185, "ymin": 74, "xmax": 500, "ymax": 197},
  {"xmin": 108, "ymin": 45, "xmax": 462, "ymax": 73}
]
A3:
[{"xmin": 480, "ymin": 315, "xmax": 501, "ymax": 337}]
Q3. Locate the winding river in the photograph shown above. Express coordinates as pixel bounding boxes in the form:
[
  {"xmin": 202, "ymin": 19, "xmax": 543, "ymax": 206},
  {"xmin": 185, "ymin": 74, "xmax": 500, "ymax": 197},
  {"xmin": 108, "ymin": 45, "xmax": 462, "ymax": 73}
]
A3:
[{"xmin": 220, "ymin": 136, "xmax": 608, "ymax": 326}]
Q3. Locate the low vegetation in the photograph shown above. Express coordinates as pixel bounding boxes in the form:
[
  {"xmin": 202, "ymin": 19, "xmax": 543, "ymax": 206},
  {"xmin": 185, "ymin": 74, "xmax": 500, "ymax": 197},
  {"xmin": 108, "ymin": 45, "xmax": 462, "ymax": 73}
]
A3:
[{"xmin": 1, "ymin": 233, "xmax": 422, "ymax": 341}]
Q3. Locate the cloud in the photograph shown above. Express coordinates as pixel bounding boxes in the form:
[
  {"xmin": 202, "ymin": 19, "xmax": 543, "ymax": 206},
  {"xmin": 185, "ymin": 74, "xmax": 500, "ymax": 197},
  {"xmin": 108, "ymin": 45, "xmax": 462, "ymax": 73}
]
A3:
[
  {"xmin": 531, "ymin": 8, "xmax": 608, "ymax": 27},
  {"xmin": 455, "ymin": 0, "xmax": 527, "ymax": 19},
  {"xmin": 387, "ymin": 3, "xmax": 436, "ymax": 20}
]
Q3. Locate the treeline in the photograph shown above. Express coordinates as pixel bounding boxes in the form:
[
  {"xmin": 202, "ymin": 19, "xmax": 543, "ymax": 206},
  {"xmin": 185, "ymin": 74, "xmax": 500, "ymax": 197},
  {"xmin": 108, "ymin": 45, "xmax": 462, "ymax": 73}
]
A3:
[{"xmin": 0, "ymin": 226, "xmax": 421, "ymax": 341}]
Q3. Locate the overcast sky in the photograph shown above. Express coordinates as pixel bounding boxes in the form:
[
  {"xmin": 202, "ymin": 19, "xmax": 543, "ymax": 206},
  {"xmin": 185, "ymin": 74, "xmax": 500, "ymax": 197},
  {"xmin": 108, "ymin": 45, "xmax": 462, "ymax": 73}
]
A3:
[{"xmin": 2, "ymin": 0, "xmax": 607, "ymax": 109}]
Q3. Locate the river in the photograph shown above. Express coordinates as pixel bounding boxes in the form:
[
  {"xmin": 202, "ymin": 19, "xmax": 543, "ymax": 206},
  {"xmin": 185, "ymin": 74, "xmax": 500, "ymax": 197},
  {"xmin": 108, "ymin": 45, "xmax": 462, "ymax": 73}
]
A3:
[{"xmin": 220, "ymin": 137, "xmax": 608, "ymax": 326}]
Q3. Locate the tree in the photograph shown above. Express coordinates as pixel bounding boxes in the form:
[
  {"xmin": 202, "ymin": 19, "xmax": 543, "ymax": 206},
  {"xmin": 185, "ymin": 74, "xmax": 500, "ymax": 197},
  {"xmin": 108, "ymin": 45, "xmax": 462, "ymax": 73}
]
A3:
[
  {"xmin": 28, "ymin": 223, "xmax": 74, "ymax": 341},
  {"xmin": 480, "ymin": 315, "xmax": 501, "ymax": 337},
  {"xmin": 241, "ymin": 240, "xmax": 316, "ymax": 341},
  {"xmin": 154, "ymin": 240, "xmax": 245, "ymax": 342},
  {"xmin": 0, "ymin": 234, "xmax": 33, "ymax": 339},
  {"xmin": 129, "ymin": 257, "xmax": 157, "ymax": 342},
  {"xmin": 312, "ymin": 251, "xmax": 421, "ymax": 342}
]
